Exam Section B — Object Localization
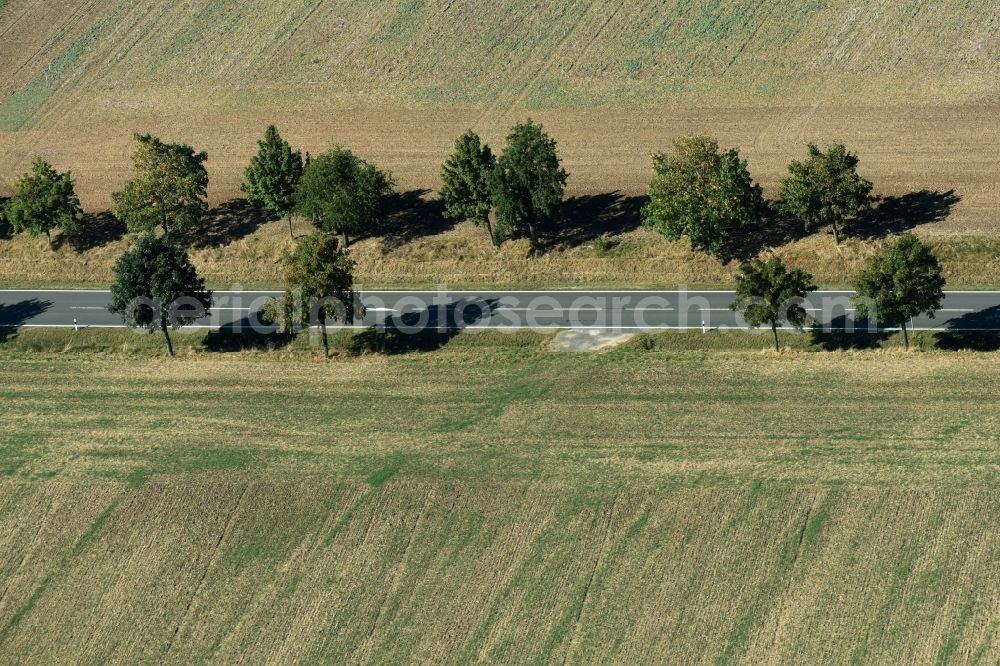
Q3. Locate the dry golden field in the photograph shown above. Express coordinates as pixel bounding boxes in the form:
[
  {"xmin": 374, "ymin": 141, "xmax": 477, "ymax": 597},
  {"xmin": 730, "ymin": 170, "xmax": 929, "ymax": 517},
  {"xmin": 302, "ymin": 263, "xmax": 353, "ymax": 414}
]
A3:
[{"xmin": 0, "ymin": 333, "xmax": 999, "ymax": 662}]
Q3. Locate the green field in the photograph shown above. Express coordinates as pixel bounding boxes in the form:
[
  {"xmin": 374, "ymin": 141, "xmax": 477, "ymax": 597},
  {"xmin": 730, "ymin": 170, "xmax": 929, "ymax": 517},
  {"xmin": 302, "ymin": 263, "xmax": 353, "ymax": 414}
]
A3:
[
  {"xmin": 0, "ymin": 330, "xmax": 998, "ymax": 662},
  {"xmin": 2, "ymin": 0, "xmax": 997, "ymax": 128}
]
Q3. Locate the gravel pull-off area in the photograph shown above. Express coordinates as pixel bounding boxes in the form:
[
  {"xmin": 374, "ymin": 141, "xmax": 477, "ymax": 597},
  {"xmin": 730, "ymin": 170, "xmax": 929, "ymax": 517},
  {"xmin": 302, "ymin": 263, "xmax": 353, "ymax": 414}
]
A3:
[{"xmin": 550, "ymin": 328, "xmax": 636, "ymax": 352}]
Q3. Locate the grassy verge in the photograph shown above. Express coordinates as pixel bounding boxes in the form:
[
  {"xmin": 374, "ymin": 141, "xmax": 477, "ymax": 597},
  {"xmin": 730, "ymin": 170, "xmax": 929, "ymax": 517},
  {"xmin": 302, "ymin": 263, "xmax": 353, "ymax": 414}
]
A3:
[
  {"xmin": 3, "ymin": 325, "xmax": 996, "ymax": 358},
  {"xmin": 5, "ymin": 220, "xmax": 1000, "ymax": 290}
]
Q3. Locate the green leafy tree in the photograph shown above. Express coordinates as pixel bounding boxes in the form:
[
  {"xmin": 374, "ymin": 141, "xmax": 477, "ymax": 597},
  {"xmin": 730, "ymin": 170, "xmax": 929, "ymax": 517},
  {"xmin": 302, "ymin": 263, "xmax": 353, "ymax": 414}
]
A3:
[
  {"xmin": 242, "ymin": 125, "xmax": 304, "ymax": 238},
  {"xmin": 3, "ymin": 159, "xmax": 82, "ymax": 248},
  {"xmin": 490, "ymin": 120, "xmax": 567, "ymax": 252},
  {"xmin": 853, "ymin": 233, "xmax": 945, "ymax": 350},
  {"xmin": 441, "ymin": 130, "xmax": 498, "ymax": 246},
  {"xmin": 643, "ymin": 135, "xmax": 763, "ymax": 259},
  {"xmin": 778, "ymin": 143, "xmax": 873, "ymax": 245},
  {"xmin": 107, "ymin": 234, "xmax": 212, "ymax": 356},
  {"xmin": 277, "ymin": 232, "xmax": 362, "ymax": 358},
  {"xmin": 112, "ymin": 134, "xmax": 209, "ymax": 237},
  {"xmin": 730, "ymin": 256, "xmax": 817, "ymax": 351},
  {"xmin": 295, "ymin": 146, "xmax": 394, "ymax": 247}
]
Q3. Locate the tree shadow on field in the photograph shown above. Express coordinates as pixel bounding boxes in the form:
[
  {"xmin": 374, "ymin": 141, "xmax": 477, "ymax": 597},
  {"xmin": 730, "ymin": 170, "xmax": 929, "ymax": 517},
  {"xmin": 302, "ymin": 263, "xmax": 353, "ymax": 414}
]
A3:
[
  {"xmin": 56, "ymin": 211, "xmax": 127, "ymax": 252},
  {"xmin": 849, "ymin": 190, "xmax": 961, "ymax": 240},
  {"xmin": 350, "ymin": 298, "xmax": 499, "ymax": 355},
  {"xmin": 718, "ymin": 204, "xmax": 812, "ymax": 263},
  {"xmin": 379, "ymin": 189, "xmax": 453, "ymax": 253},
  {"xmin": 0, "ymin": 197, "xmax": 10, "ymax": 239},
  {"xmin": 934, "ymin": 305, "xmax": 1000, "ymax": 351},
  {"xmin": 809, "ymin": 315, "xmax": 892, "ymax": 351},
  {"xmin": 191, "ymin": 199, "xmax": 279, "ymax": 249},
  {"xmin": 202, "ymin": 312, "xmax": 295, "ymax": 352},
  {"xmin": 0, "ymin": 299, "xmax": 52, "ymax": 344},
  {"xmin": 539, "ymin": 191, "xmax": 646, "ymax": 253}
]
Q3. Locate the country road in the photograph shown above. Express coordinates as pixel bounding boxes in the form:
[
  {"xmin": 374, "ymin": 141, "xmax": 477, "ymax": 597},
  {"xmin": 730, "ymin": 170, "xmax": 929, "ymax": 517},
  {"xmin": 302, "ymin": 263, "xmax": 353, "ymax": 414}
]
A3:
[{"xmin": 3, "ymin": 289, "xmax": 1000, "ymax": 332}]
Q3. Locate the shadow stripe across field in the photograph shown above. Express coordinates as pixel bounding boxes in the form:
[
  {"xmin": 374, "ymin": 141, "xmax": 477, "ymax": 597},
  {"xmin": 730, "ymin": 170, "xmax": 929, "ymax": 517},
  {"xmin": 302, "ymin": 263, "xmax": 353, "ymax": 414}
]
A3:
[{"xmin": 2, "ymin": 289, "xmax": 1000, "ymax": 332}]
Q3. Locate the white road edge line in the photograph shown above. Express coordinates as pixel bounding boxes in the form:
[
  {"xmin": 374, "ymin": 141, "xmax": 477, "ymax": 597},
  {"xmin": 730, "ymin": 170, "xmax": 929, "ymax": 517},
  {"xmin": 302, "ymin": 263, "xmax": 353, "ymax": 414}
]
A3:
[{"xmin": 13, "ymin": 324, "xmax": 1000, "ymax": 332}]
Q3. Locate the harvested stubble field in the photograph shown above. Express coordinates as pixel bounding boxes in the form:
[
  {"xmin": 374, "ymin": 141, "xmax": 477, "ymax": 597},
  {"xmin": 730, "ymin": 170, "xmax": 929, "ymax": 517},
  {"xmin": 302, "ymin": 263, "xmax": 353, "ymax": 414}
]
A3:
[
  {"xmin": 0, "ymin": 329, "xmax": 999, "ymax": 662},
  {"xmin": 1, "ymin": 1, "xmax": 999, "ymax": 288}
]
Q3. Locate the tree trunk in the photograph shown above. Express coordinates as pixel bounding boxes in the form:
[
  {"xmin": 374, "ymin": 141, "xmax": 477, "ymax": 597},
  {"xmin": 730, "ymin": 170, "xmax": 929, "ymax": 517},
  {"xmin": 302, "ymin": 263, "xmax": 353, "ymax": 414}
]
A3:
[
  {"xmin": 901, "ymin": 320, "xmax": 909, "ymax": 351},
  {"xmin": 484, "ymin": 215, "xmax": 498, "ymax": 248},
  {"xmin": 287, "ymin": 216, "xmax": 294, "ymax": 239},
  {"xmin": 341, "ymin": 230, "xmax": 350, "ymax": 248},
  {"xmin": 320, "ymin": 314, "xmax": 330, "ymax": 359},
  {"xmin": 161, "ymin": 317, "xmax": 175, "ymax": 357},
  {"xmin": 832, "ymin": 220, "xmax": 841, "ymax": 245},
  {"xmin": 46, "ymin": 228, "xmax": 52, "ymax": 249},
  {"xmin": 771, "ymin": 320, "xmax": 779, "ymax": 352},
  {"xmin": 527, "ymin": 215, "xmax": 539, "ymax": 253}
]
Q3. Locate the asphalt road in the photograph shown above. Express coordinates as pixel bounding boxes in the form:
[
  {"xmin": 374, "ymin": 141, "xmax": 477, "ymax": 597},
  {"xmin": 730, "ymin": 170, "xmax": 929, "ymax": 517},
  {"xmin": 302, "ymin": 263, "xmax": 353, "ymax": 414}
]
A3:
[{"xmin": 2, "ymin": 289, "xmax": 1000, "ymax": 332}]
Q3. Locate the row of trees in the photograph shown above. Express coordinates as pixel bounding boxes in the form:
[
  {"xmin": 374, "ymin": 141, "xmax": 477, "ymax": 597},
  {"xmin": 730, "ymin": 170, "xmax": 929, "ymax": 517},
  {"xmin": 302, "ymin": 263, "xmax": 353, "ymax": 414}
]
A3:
[
  {"xmin": 3, "ymin": 121, "xmax": 948, "ymax": 357},
  {"xmin": 246, "ymin": 119, "xmax": 569, "ymax": 252},
  {"xmin": 108, "ymin": 228, "xmax": 944, "ymax": 356},
  {"xmin": 732, "ymin": 234, "xmax": 946, "ymax": 351},
  {"xmin": 0, "ymin": 130, "xmax": 391, "ymax": 247},
  {"xmin": 109, "ymin": 129, "xmax": 395, "ymax": 247},
  {"xmin": 1, "ymin": 124, "xmax": 877, "ymax": 261},
  {"xmin": 644, "ymin": 136, "xmax": 874, "ymax": 257},
  {"xmin": 244, "ymin": 120, "xmax": 570, "ymax": 252},
  {"xmin": 110, "ymin": 224, "xmax": 945, "ymax": 356},
  {"xmin": 0, "ymin": 125, "xmax": 876, "ymax": 260},
  {"xmin": 1, "ymin": 120, "xmax": 571, "ymax": 254},
  {"xmin": 438, "ymin": 129, "xmax": 875, "ymax": 257},
  {"xmin": 108, "ymin": 229, "xmax": 357, "ymax": 357},
  {"xmin": 440, "ymin": 122, "xmax": 567, "ymax": 251}
]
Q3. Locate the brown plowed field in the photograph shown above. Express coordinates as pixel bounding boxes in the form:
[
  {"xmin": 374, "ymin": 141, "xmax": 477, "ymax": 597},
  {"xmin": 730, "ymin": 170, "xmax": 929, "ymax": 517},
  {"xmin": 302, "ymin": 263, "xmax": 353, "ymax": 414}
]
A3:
[{"xmin": 2, "ymin": 105, "xmax": 998, "ymax": 232}]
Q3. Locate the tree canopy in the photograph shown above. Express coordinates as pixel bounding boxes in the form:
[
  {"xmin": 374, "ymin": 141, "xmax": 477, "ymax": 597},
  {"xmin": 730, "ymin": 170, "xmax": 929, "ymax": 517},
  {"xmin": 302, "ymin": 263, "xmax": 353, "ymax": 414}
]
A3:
[
  {"xmin": 277, "ymin": 232, "xmax": 361, "ymax": 358},
  {"xmin": 107, "ymin": 233, "xmax": 212, "ymax": 356},
  {"xmin": 441, "ymin": 130, "xmax": 498, "ymax": 246},
  {"xmin": 853, "ymin": 233, "xmax": 945, "ymax": 349},
  {"xmin": 778, "ymin": 143, "xmax": 873, "ymax": 244},
  {"xmin": 242, "ymin": 125, "xmax": 304, "ymax": 238},
  {"xmin": 112, "ymin": 134, "xmax": 209, "ymax": 237},
  {"xmin": 3, "ymin": 159, "xmax": 82, "ymax": 248},
  {"xmin": 295, "ymin": 146, "xmax": 394, "ymax": 247},
  {"xmin": 730, "ymin": 256, "xmax": 816, "ymax": 351},
  {"xmin": 643, "ymin": 135, "xmax": 763, "ymax": 259},
  {"xmin": 490, "ymin": 120, "xmax": 567, "ymax": 252}
]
